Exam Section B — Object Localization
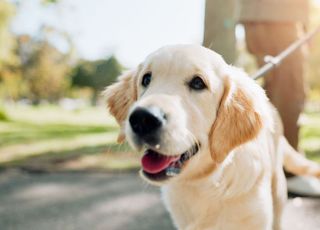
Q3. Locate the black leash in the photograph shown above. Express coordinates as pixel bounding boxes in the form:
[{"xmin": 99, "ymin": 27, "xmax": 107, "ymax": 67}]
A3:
[{"xmin": 250, "ymin": 25, "xmax": 320, "ymax": 80}]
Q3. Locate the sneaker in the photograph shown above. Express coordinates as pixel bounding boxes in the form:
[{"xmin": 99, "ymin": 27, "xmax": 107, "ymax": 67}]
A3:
[{"xmin": 287, "ymin": 176, "xmax": 320, "ymax": 198}]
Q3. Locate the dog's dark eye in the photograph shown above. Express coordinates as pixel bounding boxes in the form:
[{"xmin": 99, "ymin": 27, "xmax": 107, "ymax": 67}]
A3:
[
  {"xmin": 188, "ymin": 76, "xmax": 207, "ymax": 91},
  {"xmin": 141, "ymin": 72, "xmax": 152, "ymax": 87}
]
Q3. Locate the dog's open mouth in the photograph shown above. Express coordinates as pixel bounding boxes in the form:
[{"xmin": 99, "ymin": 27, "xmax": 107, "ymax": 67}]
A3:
[{"xmin": 141, "ymin": 144, "xmax": 199, "ymax": 182}]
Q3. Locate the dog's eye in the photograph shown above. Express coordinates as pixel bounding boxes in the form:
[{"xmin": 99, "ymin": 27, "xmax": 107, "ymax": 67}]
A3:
[
  {"xmin": 141, "ymin": 72, "xmax": 152, "ymax": 87},
  {"xmin": 188, "ymin": 76, "xmax": 207, "ymax": 91}
]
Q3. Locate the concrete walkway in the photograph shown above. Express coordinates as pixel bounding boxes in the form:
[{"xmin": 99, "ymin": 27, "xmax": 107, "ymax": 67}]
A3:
[{"xmin": 0, "ymin": 170, "xmax": 319, "ymax": 230}]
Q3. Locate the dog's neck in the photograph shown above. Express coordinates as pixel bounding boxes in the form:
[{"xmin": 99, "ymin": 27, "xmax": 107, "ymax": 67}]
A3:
[
  {"xmin": 164, "ymin": 139, "xmax": 267, "ymax": 200},
  {"xmin": 160, "ymin": 131, "xmax": 274, "ymax": 230}
]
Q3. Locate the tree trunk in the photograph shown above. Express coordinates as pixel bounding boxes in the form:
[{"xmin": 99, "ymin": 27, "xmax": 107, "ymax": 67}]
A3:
[
  {"xmin": 203, "ymin": 0, "xmax": 237, "ymax": 64},
  {"xmin": 91, "ymin": 90, "xmax": 98, "ymax": 106}
]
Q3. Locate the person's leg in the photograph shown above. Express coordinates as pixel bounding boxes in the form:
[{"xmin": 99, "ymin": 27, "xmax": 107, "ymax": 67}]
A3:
[
  {"xmin": 244, "ymin": 22, "xmax": 320, "ymax": 197},
  {"xmin": 265, "ymin": 57, "xmax": 305, "ymax": 150},
  {"xmin": 244, "ymin": 22, "xmax": 306, "ymax": 150}
]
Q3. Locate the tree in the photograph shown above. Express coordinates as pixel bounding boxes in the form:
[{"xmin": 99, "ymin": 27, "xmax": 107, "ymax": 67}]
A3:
[
  {"xmin": 203, "ymin": 0, "xmax": 236, "ymax": 64},
  {"xmin": 0, "ymin": 1, "xmax": 74, "ymax": 103},
  {"xmin": 0, "ymin": 0, "xmax": 17, "ymax": 71},
  {"xmin": 21, "ymin": 38, "xmax": 70, "ymax": 104},
  {"xmin": 0, "ymin": 0, "xmax": 22, "ymax": 101},
  {"xmin": 71, "ymin": 56, "xmax": 122, "ymax": 104}
]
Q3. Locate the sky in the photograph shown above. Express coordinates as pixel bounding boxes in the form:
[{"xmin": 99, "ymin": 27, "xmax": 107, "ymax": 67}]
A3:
[
  {"xmin": 11, "ymin": 0, "xmax": 206, "ymax": 67},
  {"xmin": 10, "ymin": 0, "xmax": 320, "ymax": 67}
]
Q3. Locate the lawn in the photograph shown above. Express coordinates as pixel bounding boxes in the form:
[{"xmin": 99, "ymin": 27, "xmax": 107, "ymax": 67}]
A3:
[
  {"xmin": 0, "ymin": 104, "xmax": 138, "ymax": 172},
  {"xmin": 0, "ymin": 104, "xmax": 319, "ymax": 173},
  {"xmin": 299, "ymin": 112, "xmax": 320, "ymax": 163}
]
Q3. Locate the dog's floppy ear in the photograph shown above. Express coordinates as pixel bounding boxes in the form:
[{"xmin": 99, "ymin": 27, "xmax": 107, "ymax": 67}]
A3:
[
  {"xmin": 209, "ymin": 76, "xmax": 262, "ymax": 163},
  {"xmin": 103, "ymin": 69, "xmax": 138, "ymax": 143}
]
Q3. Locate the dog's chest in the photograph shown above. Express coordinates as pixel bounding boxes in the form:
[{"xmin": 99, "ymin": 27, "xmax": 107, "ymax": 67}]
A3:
[
  {"xmin": 161, "ymin": 184, "xmax": 223, "ymax": 228},
  {"xmin": 162, "ymin": 185, "xmax": 205, "ymax": 218},
  {"xmin": 161, "ymin": 183, "xmax": 273, "ymax": 230}
]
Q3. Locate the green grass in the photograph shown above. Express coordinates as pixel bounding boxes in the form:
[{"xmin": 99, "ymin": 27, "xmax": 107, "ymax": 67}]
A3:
[
  {"xmin": 0, "ymin": 104, "xmax": 138, "ymax": 172},
  {"xmin": 0, "ymin": 104, "xmax": 319, "ymax": 172},
  {"xmin": 0, "ymin": 108, "xmax": 9, "ymax": 121},
  {"xmin": 300, "ymin": 112, "xmax": 320, "ymax": 163}
]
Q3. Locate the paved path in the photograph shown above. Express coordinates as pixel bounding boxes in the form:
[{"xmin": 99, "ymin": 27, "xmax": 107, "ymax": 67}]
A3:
[{"xmin": 0, "ymin": 170, "xmax": 319, "ymax": 230}]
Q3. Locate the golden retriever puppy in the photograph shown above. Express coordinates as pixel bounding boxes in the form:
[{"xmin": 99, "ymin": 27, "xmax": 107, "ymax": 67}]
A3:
[{"xmin": 104, "ymin": 45, "xmax": 320, "ymax": 230}]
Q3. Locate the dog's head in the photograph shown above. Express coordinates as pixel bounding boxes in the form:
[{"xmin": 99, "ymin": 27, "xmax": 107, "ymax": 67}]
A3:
[{"xmin": 104, "ymin": 45, "xmax": 268, "ymax": 185}]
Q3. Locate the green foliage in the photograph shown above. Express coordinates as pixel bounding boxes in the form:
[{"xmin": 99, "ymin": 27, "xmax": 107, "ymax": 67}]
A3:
[
  {"xmin": 71, "ymin": 56, "xmax": 122, "ymax": 103},
  {"xmin": 71, "ymin": 56, "xmax": 122, "ymax": 90},
  {"xmin": 0, "ymin": 1, "xmax": 23, "ymax": 101},
  {"xmin": 0, "ymin": 0, "xmax": 75, "ymax": 103},
  {"xmin": 21, "ymin": 38, "xmax": 71, "ymax": 104},
  {"xmin": 0, "ymin": 107, "xmax": 8, "ymax": 121},
  {"xmin": 0, "ymin": 0, "xmax": 18, "ymax": 75}
]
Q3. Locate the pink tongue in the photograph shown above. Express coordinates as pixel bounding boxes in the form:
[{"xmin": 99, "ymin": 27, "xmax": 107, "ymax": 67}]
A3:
[{"xmin": 141, "ymin": 150, "xmax": 179, "ymax": 174}]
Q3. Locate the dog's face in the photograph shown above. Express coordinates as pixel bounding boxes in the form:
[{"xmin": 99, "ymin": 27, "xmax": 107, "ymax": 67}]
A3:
[{"xmin": 105, "ymin": 45, "xmax": 263, "ymax": 185}]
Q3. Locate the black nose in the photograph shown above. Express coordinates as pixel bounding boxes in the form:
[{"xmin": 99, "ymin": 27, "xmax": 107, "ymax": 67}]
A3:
[{"xmin": 129, "ymin": 107, "xmax": 165, "ymax": 137}]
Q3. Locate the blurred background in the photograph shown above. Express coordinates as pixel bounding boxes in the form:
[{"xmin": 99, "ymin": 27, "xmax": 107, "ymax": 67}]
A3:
[{"xmin": 0, "ymin": 0, "xmax": 319, "ymax": 229}]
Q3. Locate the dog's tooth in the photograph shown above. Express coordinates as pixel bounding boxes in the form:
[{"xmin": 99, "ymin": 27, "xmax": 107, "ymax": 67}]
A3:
[
  {"xmin": 166, "ymin": 167, "xmax": 181, "ymax": 176},
  {"xmin": 155, "ymin": 144, "xmax": 160, "ymax": 149}
]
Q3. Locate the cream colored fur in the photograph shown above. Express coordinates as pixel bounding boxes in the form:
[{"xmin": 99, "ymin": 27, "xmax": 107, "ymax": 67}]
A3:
[{"xmin": 104, "ymin": 45, "xmax": 320, "ymax": 230}]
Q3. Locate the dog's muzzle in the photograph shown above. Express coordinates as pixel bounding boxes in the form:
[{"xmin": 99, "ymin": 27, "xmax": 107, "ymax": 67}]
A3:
[
  {"xmin": 129, "ymin": 106, "xmax": 200, "ymax": 183},
  {"xmin": 141, "ymin": 144, "xmax": 200, "ymax": 182}
]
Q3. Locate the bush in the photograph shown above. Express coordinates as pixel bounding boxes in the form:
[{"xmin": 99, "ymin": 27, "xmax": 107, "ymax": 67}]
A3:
[{"xmin": 0, "ymin": 108, "xmax": 9, "ymax": 121}]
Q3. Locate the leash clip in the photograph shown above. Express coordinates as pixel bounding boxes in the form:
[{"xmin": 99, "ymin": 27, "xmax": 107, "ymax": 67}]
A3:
[{"xmin": 264, "ymin": 55, "xmax": 280, "ymax": 67}]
